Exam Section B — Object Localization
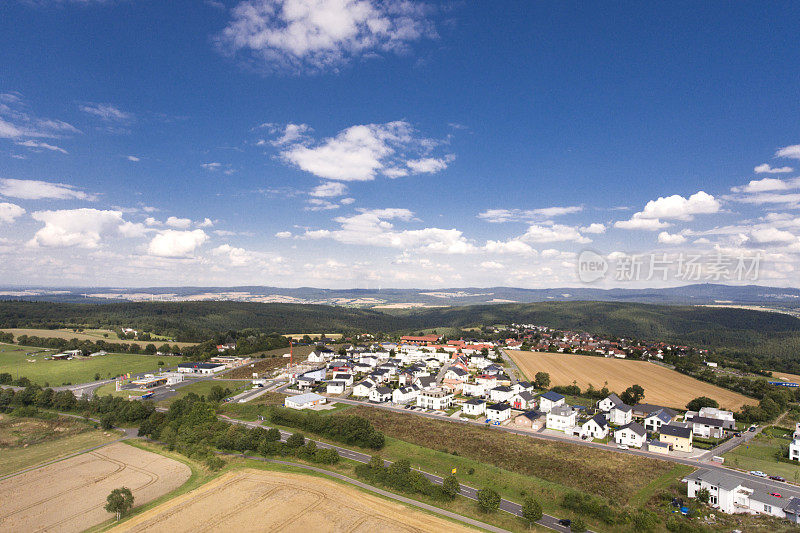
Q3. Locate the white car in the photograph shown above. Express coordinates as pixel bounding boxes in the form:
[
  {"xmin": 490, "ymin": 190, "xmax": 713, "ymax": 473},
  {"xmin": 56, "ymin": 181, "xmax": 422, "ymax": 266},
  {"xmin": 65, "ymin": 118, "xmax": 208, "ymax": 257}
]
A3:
[
  {"xmin": 750, "ymin": 470, "xmax": 768, "ymax": 477},
  {"xmin": 617, "ymin": 444, "xmax": 629, "ymax": 450}
]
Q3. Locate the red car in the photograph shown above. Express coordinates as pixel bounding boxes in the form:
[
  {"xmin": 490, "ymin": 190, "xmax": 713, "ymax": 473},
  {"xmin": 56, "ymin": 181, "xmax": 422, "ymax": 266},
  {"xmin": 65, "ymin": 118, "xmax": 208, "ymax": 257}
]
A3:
[{"xmin": 770, "ymin": 492, "xmax": 782, "ymax": 498}]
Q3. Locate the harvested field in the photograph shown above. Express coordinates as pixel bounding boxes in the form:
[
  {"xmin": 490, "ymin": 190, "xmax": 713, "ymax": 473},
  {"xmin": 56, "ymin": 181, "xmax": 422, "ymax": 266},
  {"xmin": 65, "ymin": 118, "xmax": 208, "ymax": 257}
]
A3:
[
  {"xmin": 770, "ymin": 371, "xmax": 800, "ymax": 384},
  {"xmin": 109, "ymin": 469, "xmax": 475, "ymax": 533},
  {"xmin": 509, "ymin": 350, "xmax": 757, "ymax": 410},
  {"xmin": 0, "ymin": 328, "xmax": 196, "ymax": 348},
  {"xmin": 0, "ymin": 442, "xmax": 190, "ymax": 533},
  {"xmin": 348, "ymin": 406, "xmax": 674, "ymax": 501}
]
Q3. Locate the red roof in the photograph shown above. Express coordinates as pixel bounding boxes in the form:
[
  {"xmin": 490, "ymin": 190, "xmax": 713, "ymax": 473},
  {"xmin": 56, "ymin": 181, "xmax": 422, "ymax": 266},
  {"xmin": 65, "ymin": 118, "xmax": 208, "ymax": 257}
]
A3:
[{"xmin": 400, "ymin": 335, "xmax": 441, "ymax": 343}]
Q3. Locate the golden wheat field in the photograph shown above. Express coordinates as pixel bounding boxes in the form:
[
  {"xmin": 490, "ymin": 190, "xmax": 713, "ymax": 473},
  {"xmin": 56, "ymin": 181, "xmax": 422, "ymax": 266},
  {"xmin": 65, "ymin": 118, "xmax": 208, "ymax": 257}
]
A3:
[{"xmin": 509, "ymin": 350, "xmax": 757, "ymax": 410}]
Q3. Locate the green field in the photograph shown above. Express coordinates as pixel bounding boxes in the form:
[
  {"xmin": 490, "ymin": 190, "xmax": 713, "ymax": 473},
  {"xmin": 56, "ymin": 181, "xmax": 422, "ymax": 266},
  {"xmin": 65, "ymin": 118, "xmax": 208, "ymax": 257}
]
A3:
[
  {"xmin": 0, "ymin": 344, "xmax": 183, "ymax": 386},
  {"xmin": 0, "ymin": 414, "xmax": 121, "ymax": 476},
  {"xmin": 723, "ymin": 432, "xmax": 800, "ymax": 481}
]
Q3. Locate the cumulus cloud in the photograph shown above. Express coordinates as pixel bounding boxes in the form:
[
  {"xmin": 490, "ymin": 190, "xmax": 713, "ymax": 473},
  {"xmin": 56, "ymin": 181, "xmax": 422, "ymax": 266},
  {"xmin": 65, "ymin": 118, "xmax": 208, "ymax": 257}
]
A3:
[
  {"xmin": 478, "ymin": 206, "xmax": 583, "ymax": 223},
  {"xmin": 275, "ymin": 231, "xmax": 292, "ymax": 238},
  {"xmin": 776, "ymin": 144, "xmax": 800, "ymax": 160},
  {"xmin": 216, "ymin": 0, "xmax": 436, "ymax": 73},
  {"xmin": 147, "ymin": 229, "xmax": 208, "ymax": 258},
  {"xmin": 198, "ymin": 218, "xmax": 214, "ymax": 228},
  {"xmin": 79, "ymin": 102, "xmax": 133, "ymax": 122},
  {"xmin": 268, "ymin": 123, "xmax": 312, "ymax": 146},
  {"xmin": 310, "ymin": 181, "xmax": 348, "ymax": 197},
  {"xmin": 614, "ymin": 191, "xmax": 719, "ymax": 230},
  {"xmin": 755, "ymin": 163, "xmax": 793, "ymax": 174},
  {"xmin": 126, "ymin": 155, "xmax": 140, "ymax": 162},
  {"xmin": 614, "ymin": 214, "xmax": 670, "ymax": 231},
  {"xmin": 519, "ymin": 224, "xmax": 590, "ymax": 244},
  {"xmin": 0, "ymin": 178, "xmax": 94, "ymax": 200},
  {"xmin": 212, "ymin": 244, "xmax": 284, "ymax": 268},
  {"xmin": 165, "ymin": 216, "xmax": 192, "ymax": 229},
  {"xmin": 657, "ymin": 231, "xmax": 687, "ymax": 245},
  {"xmin": 28, "ymin": 208, "xmax": 124, "ymax": 248},
  {"xmin": 483, "ymin": 239, "xmax": 536, "ymax": 255},
  {"xmin": 0, "ymin": 203, "xmax": 25, "ymax": 224},
  {"xmin": 480, "ymin": 261, "xmax": 505, "ymax": 270},
  {"xmin": 277, "ymin": 121, "xmax": 450, "ymax": 182},
  {"xmin": 306, "ymin": 198, "xmax": 340, "ymax": 211},
  {"xmin": 748, "ymin": 227, "xmax": 798, "ymax": 244},
  {"xmin": 731, "ymin": 177, "xmax": 800, "ymax": 193},
  {"xmin": 580, "ymin": 223, "xmax": 606, "ymax": 234}
]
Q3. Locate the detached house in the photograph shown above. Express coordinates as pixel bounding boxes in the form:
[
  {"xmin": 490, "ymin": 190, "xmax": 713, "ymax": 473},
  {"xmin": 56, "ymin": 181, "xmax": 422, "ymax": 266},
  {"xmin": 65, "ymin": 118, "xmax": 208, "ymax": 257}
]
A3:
[
  {"xmin": 514, "ymin": 410, "xmax": 545, "ymax": 430},
  {"xmin": 489, "ymin": 385, "xmax": 514, "ymax": 403},
  {"xmin": 539, "ymin": 391, "xmax": 566, "ymax": 413},
  {"xmin": 597, "ymin": 393, "xmax": 623, "ymax": 412},
  {"xmin": 581, "ymin": 414, "xmax": 609, "ymax": 439},
  {"xmin": 462, "ymin": 382, "xmax": 486, "ymax": 397},
  {"xmin": 325, "ymin": 381, "xmax": 346, "ymax": 394},
  {"xmin": 392, "ymin": 386, "xmax": 419, "ymax": 404},
  {"xmin": 685, "ymin": 469, "xmax": 795, "ymax": 518},
  {"xmin": 546, "ymin": 404, "xmax": 577, "ymax": 431},
  {"xmin": 417, "ymin": 388, "xmax": 453, "ymax": 410},
  {"xmin": 462, "ymin": 397, "xmax": 486, "ymax": 416},
  {"xmin": 369, "ymin": 386, "xmax": 393, "ymax": 403},
  {"xmin": 659, "ymin": 424, "xmax": 693, "ymax": 452},
  {"xmin": 608, "ymin": 404, "xmax": 633, "ymax": 426},
  {"xmin": 486, "ymin": 403, "xmax": 512, "ymax": 423},
  {"xmin": 690, "ymin": 416, "xmax": 725, "ymax": 439},
  {"xmin": 614, "ymin": 422, "xmax": 647, "ymax": 448},
  {"xmin": 510, "ymin": 390, "xmax": 536, "ymax": 410},
  {"xmin": 352, "ymin": 379, "xmax": 375, "ymax": 397},
  {"xmin": 414, "ymin": 375, "xmax": 438, "ymax": 390},
  {"xmin": 644, "ymin": 409, "xmax": 674, "ymax": 433}
]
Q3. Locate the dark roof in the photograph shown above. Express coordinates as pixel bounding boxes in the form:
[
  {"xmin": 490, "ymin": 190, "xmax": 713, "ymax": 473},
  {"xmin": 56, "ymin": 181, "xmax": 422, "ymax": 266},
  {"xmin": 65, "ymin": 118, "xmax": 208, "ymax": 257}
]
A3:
[
  {"xmin": 540, "ymin": 391, "xmax": 565, "ymax": 402},
  {"xmin": 493, "ymin": 385, "xmax": 513, "ymax": 392},
  {"xmin": 659, "ymin": 424, "xmax": 692, "ymax": 439},
  {"xmin": 517, "ymin": 391, "xmax": 536, "ymax": 401},
  {"xmin": 691, "ymin": 416, "xmax": 725, "ymax": 427},
  {"xmin": 613, "ymin": 403, "xmax": 633, "ymax": 413},
  {"xmin": 375, "ymin": 386, "xmax": 393, "ymax": 395},
  {"xmin": 605, "ymin": 393, "xmax": 623, "ymax": 406},
  {"xmin": 634, "ymin": 403, "xmax": 676, "ymax": 417},
  {"xmin": 588, "ymin": 413, "xmax": 609, "ymax": 428},
  {"xmin": 517, "ymin": 410, "xmax": 543, "ymax": 421},
  {"xmin": 783, "ymin": 496, "xmax": 800, "ymax": 514},
  {"xmin": 488, "ymin": 402, "xmax": 511, "ymax": 411},
  {"xmin": 617, "ymin": 421, "xmax": 646, "ymax": 436},
  {"xmin": 518, "ymin": 381, "xmax": 533, "ymax": 389},
  {"xmin": 178, "ymin": 362, "xmax": 224, "ymax": 369},
  {"xmin": 464, "ymin": 397, "xmax": 486, "ymax": 405},
  {"xmin": 448, "ymin": 367, "xmax": 469, "ymax": 376}
]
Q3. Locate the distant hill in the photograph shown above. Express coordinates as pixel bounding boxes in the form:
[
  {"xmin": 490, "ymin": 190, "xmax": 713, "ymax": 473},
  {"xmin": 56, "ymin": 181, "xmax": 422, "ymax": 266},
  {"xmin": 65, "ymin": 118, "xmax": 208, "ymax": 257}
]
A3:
[{"xmin": 3, "ymin": 283, "xmax": 800, "ymax": 308}]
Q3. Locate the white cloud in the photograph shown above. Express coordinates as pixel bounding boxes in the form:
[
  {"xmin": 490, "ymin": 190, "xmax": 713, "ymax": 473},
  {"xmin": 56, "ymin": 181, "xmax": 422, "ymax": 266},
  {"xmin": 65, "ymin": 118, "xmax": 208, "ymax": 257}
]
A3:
[
  {"xmin": 614, "ymin": 214, "xmax": 670, "ymax": 230},
  {"xmin": 165, "ymin": 216, "xmax": 192, "ymax": 229},
  {"xmin": 147, "ymin": 229, "xmax": 208, "ymax": 258},
  {"xmin": 217, "ymin": 0, "xmax": 435, "ymax": 73},
  {"xmin": 478, "ymin": 206, "xmax": 583, "ymax": 223},
  {"xmin": 79, "ymin": 103, "xmax": 132, "ymax": 121},
  {"xmin": 749, "ymin": 227, "xmax": 798, "ymax": 244},
  {"xmin": 28, "ymin": 208, "xmax": 123, "ymax": 248},
  {"xmin": 201, "ymin": 162, "xmax": 222, "ymax": 171},
  {"xmin": 198, "ymin": 218, "xmax": 214, "ymax": 228},
  {"xmin": 340, "ymin": 197, "xmax": 355, "ymax": 205},
  {"xmin": 483, "ymin": 239, "xmax": 536, "ymax": 255},
  {"xmin": 519, "ymin": 224, "xmax": 590, "ymax": 244},
  {"xmin": 580, "ymin": 223, "xmax": 606, "ymax": 234},
  {"xmin": 0, "ymin": 93, "xmax": 79, "ymax": 140},
  {"xmin": 126, "ymin": 155, "xmax": 140, "ymax": 162},
  {"xmin": 277, "ymin": 121, "xmax": 449, "ymax": 181},
  {"xmin": 270, "ymin": 123, "xmax": 312, "ymax": 146},
  {"xmin": 117, "ymin": 221, "xmax": 148, "ymax": 238},
  {"xmin": 657, "ymin": 231, "xmax": 687, "ymax": 245},
  {"xmin": 15, "ymin": 140, "xmax": 68, "ymax": 154},
  {"xmin": 0, "ymin": 203, "xmax": 25, "ymax": 224},
  {"xmin": 731, "ymin": 177, "xmax": 800, "ymax": 193},
  {"xmin": 755, "ymin": 163, "xmax": 793, "ymax": 174},
  {"xmin": 275, "ymin": 231, "xmax": 292, "ymax": 238},
  {"xmin": 776, "ymin": 144, "xmax": 800, "ymax": 160},
  {"xmin": 0, "ymin": 178, "xmax": 93, "ymax": 200},
  {"xmin": 310, "ymin": 181, "xmax": 347, "ymax": 197},
  {"xmin": 480, "ymin": 261, "xmax": 505, "ymax": 270},
  {"xmin": 306, "ymin": 198, "xmax": 340, "ymax": 211},
  {"xmin": 637, "ymin": 191, "xmax": 720, "ymax": 221}
]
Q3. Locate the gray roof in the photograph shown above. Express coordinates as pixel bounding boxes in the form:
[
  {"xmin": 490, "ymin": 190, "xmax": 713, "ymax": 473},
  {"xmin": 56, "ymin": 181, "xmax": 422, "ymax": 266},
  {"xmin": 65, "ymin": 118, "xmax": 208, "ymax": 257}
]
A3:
[
  {"xmin": 660, "ymin": 424, "xmax": 692, "ymax": 439},
  {"xmin": 648, "ymin": 439, "xmax": 670, "ymax": 448},
  {"xmin": 488, "ymin": 402, "xmax": 511, "ymax": 411},
  {"xmin": 635, "ymin": 403, "xmax": 676, "ymax": 417},
  {"xmin": 464, "ymin": 397, "xmax": 486, "ymax": 405},
  {"xmin": 612, "ymin": 403, "xmax": 633, "ymax": 413},
  {"xmin": 492, "ymin": 385, "xmax": 512, "ymax": 392},
  {"xmin": 691, "ymin": 416, "xmax": 725, "ymax": 428},
  {"xmin": 617, "ymin": 421, "xmax": 646, "ymax": 436},
  {"xmin": 518, "ymin": 410, "xmax": 544, "ymax": 421},
  {"xmin": 587, "ymin": 413, "xmax": 609, "ymax": 428},
  {"xmin": 783, "ymin": 496, "xmax": 800, "ymax": 514},
  {"xmin": 517, "ymin": 390, "xmax": 536, "ymax": 401},
  {"xmin": 550, "ymin": 404, "xmax": 574, "ymax": 417},
  {"xmin": 375, "ymin": 386, "xmax": 393, "ymax": 395},
  {"xmin": 648, "ymin": 409, "xmax": 674, "ymax": 423},
  {"xmin": 605, "ymin": 393, "xmax": 623, "ymax": 406}
]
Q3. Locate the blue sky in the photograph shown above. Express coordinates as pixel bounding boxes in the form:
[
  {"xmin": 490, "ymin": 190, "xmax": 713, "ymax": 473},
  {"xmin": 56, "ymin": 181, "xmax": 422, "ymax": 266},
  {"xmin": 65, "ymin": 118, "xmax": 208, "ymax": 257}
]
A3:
[{"xmin": 2, "ymin": 0, "xmax": 800, "ymax": 289}]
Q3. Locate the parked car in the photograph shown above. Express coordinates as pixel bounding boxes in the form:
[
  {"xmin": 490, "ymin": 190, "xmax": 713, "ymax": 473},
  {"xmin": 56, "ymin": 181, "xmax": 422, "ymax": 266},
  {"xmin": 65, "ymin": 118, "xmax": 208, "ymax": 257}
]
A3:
[
  {"xmin": 770, "ymin": 475, "xmax": 786, "ymax": 482},
  {"xmin": 748, "ymin": 426, "xmax": 757, "ymax": 432},
  {"xmin": 558, "ymin": 519, "xmax": 571, "ymax": 527},
  {"xmin": 617, "ymin": 444, "xmax": 629, "ymax": 450},
  {"xmin": 749, "ymin": 470, "xmax": 768, "ymax": 477},
  {"xmin": 771, "ymin": 492, "xmax": 782, "ymax": 498}
]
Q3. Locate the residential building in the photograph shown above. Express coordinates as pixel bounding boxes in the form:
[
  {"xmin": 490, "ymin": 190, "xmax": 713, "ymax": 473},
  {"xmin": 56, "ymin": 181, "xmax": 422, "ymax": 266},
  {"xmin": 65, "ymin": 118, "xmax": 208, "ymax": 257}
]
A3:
[
  {"xmin": 685, "ymin": 469, "xmax": 794, "ymax": 517},
  {"xmin": 608, "ymin": 404, "xmax": 633, "ymax": 426},
  {"xmin": 514, "ymin": 410, "xmax": 545, "ymax": 430},
  {"xmin": 546, "ymin": 404, "xmax": 577, "ymax": 431},
  {"xmin": 659, "ymin": 424, "xmax": 693, "ymax": 452},
  {"xmin": 462, "ymin": 397, "xmax": 486, "ymax": 416},
  {"xmin": 462, "ymin": 382, "xmax": 486, "ymax": 397},
  {"xmin": 581, "ymin": 414, "xmax": 609, "ymax": 439},
  {"xmin": 690, "ymin": 416, "xmax": 725, "ymax": 439},
  {"xmin": 648, "ymin": 439, "xmax": 671, "ymax": 454},
  {"xmin": 414, "ymin": 375, "xmax": 437, "ymax": 390},
  {"xmin": 489, "ymin": 385, "xmax": 514, "ymax": 403},
  {"xmin": 284, "ymin": 393, "xmax": 326, "ymax": 410},
  {"xmin": 352, "ymin": 379, "xmax": 375, "ymax": 397},
  {"xmin": 486, "ymin": 403, "xmax": 512, "ymax": 422},
  {"xmin": 444, "ymin": 367, "xmax": 469, "ymax": 382},
  {"xmin": 644, "ymin": 409, "xmax": 674, "ymax": 432},
  {"xmin": 325, "ymin": 381, "xmax": 346, "ymax": 394},
  {"xmin": 597, "ymin": 393, "xmax": 623, "ymax": 412},
  {"xmin": 417, "ymin": 388, "xmax": 454, "ymax": 410},
  {"xmin": 392, "ymin": 386, "xmax": 419, "ymax": 404},
  {"xmin": 790, "ymin": 423, "xmax": 800, "ymax": 461},
  {"xmin": 510, "ymin": 390, "xmax": 536, "ymax": 410},
  {"xmin": 614, "ymin": 422, "xmax": 647, "ymax": 448},
  {"xmin": 539, "ymin": 391, "xmax": 566, "ymax": 413},
  {"xmin": 369, "ymin": 387, "xmax": 392, "ymax": 403}
]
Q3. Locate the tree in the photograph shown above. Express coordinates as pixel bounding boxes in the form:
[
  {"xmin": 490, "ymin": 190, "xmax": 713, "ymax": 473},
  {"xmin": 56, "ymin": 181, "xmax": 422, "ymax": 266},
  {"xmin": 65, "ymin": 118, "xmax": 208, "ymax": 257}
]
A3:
[
  {"xmin": 105, "ymin": 487, "xmax": 134, "ymax": 520},
  {"xmin": 286, "ymin": 432, "xmax": 305, "ymax": 448},
  {"xmin": 571, "ymin": 517, "xmax": 587, "ymax": 532},
  {"xmin": 686, "ymin": 396, "xmax": 718, "ymax": 412},
  {"xmin": 442, "ymin": 475, "xmax": 460, "ymax": 500},
  {"xmin": 621, "ymin": 384, "xmax": 645, "ymax": 405},
  {"xmin": 534, "ymin": 372, "xmax": 550, "ymax": 389},
  {"xmin": 476, "ymin": 488, "xmax": 500, "ymax": 513},
  {"xmin": 521, "ymin": 496, "xmax": 542, "ymax": 526},
  {"xmin": 207, "ymin": 385, "xmax": 231, "ymax": 403},
  {"xmin": 696, "ymin": 487, "xmax": 710, "ymax": 504}
]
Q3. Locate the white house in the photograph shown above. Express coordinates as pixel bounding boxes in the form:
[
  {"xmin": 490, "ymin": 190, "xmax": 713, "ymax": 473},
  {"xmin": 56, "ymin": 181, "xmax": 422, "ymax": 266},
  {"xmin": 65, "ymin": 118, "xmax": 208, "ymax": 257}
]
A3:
[
  {"xmin": 581, "ymin": 414, "xmax": 609, "ymax": 439},
  {"xmin": 685, "ymin": 469, "xmax": 791, "ymax": 518},
  {"xmin": 790, "ymin": 423, "xmax": 800, "ymax": 461},
  {"xmin": 325, "ymin": 381, "xmax": 346, "ymax": 394},
  {"xmin": 614, "ymin": 422, "xmax": 647, "ymax": 448},
  {"xmin": 414, "ymin": 376, "xmax": 438, "ymax": 390},
  {"xmin": 177, "ymin": 362, "xmax": 226, "ymax": 374},
  {"xmin": 392, "ymin": 386, "xmax": 419, "ymax": 404},
  {"xmin": 444, "ymin": 367, "xmax": 470, "ymax": 382},
  {"xmin": 684, "ymin": 407, "xmax": 736, "ymax": 430},
  {"xmin": 510, "ymin": 391, "xmax": 536, "ymax": 410},
  {"xmin": 352, "ymin": 379, "xmax": 375, "ymax": 397},
  {"xmin": 546, "ymin": 404, "xmax": 577, "ymax": 431},
  {"xmin": 331, "ymin": 373, "xmax": 354, "ymax": 386},
  {"xmin": 608, "ymin": 404, "xmax": 633, "ymax": 426},
  {"xmin": 538, "ymin": 391, "xmax": 566, "ymax": 413},
  {"xmin": 597, "ymin": 393, "xmax": 624, "ymax": 412},
  {"xmin": 644, "ymin": 409, "xmax": 674, "ymax": 432},
  {"xmin": 462, "ymin": 397, "xmax": 486, "ymax": 416},
  {"xmin": 416, "ymin": 388, "xmax": 453, "ymax": 410},
  {"xmin": 369, "ymin": 386, "xmax": 393, "ymax": 403},
  {"xmin": 486, "ymin": 403, "xmax": 512, "ymax": 422},
  {"xmin": 307, "ymin": 348, "xmax": 334, "ymax": 363},
  {"xmin": 489, "ymin": 385, "xmax": 515, "ymax": 403},
  {"xmin": 690, "ymin": 416, "xmax": 726, "ymax": 439},
  {"xmin": 285, "ymin": 392, "xmax": 326, "ymax": 410},
  {"xmin": 462, "ymin": 382, "xmax": 487, "ymax": 397}
]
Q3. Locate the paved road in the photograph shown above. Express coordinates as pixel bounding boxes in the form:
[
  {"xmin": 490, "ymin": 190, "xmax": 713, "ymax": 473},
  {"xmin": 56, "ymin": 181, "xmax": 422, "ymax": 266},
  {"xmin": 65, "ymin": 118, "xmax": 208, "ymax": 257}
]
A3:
[
  {"xmin": 218, "ymin": 414, "xmax": 576, "ymax": 532},
  {"xmin": 499, "ymin": 349, "xmax": 522, "ymax": 384}
]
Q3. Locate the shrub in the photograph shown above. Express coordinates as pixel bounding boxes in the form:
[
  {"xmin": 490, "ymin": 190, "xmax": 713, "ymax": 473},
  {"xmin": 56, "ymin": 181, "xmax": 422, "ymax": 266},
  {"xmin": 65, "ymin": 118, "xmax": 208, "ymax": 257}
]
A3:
[
  {"xmin": 477, "ymin": 488, "xmax": 500, "ymax": 513},
  {"xmin": 205, "ymin": 456, "xmax": 225, "ymax": 471}
]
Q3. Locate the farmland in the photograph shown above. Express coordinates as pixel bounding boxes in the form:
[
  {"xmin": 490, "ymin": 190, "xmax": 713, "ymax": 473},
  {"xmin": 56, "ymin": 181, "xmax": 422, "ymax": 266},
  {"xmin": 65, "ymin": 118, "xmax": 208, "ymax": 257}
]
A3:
[
  {"xmin": 0, "ymin": 442, "xmax": 190, "ymax": 532},
  {"xmin": 0, "ymin": 414, "xmax": 120, "ymax": 476},
  {"xmin": 508, "ymin": 350, "xmax": 757, "ymax": 410},
  {"xmin": 0, "ymin": 344, "xmax": 183, "ymax": 386},
  {"xmin": 0, "ymin": 327, "xmax": 197, "ymax": 348},
  {"xmin": 108, "ymin": 469, "xmax": 476, "ymax": 533}
]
